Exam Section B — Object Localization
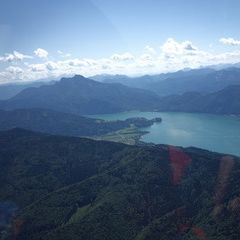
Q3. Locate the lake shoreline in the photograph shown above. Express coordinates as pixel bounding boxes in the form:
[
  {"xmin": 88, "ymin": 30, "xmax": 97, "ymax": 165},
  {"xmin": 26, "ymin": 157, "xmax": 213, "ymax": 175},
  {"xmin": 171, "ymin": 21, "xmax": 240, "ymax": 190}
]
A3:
[{"xmin": 89, "ymin": 111, "xmax": 240, "ymax": 157}]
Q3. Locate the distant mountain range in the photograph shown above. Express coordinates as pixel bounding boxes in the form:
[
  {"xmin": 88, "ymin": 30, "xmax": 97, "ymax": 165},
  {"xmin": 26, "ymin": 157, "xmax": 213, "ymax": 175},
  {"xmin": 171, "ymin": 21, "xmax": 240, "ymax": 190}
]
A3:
[
  {"xmin": 0, "ymin": 67, "xmax": 240, "ymax": 115},
  {"xmin": 92, "ymin": 68, "xmax": 240, "ymax": 114},
  {"xmin": 0, "ymin": 75, "xmax": 159, "ymax": 115},
  {"xmin": 91, "ymin": 68, "xmax": 215, "ymax": 91},
  {"xmin": 92, "ymin": 67, "xmax": 240, "ymax": 96},
  {"xmin": 157, "ymin": 85, "xmax": 240, "ymax": 114},
  {"xmin": 1, "ymin": 128, "xmax": 239, "ymax": 240},
  {"xmin": 146, "ymin": 68, "xmax": 240, "ymax": 96},
  {"xmin": 0, "ymin": 81, "xmax": 55, "ymax": 100}
]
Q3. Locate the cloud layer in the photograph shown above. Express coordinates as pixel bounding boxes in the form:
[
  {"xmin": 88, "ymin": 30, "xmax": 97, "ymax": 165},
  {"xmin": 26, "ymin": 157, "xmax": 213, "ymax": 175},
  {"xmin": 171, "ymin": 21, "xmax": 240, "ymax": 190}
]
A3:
[
  {"xmin": 220, "ymin": 38, "xmax": 240, "ymax": 46},
  {"xmin": 0, "ymin": 51, "xmax": 32, "ymax": 62},
  {"xmin": 1, "ymin": 38, "xmax": 240, "ymax": 84}
]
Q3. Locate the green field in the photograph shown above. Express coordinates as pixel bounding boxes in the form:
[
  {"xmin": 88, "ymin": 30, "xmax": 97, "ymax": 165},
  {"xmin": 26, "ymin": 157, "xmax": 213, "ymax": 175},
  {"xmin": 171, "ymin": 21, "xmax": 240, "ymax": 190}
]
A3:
[{"xmin": 88, "ymin": 127, "xmax": 148, "ymax": 145}]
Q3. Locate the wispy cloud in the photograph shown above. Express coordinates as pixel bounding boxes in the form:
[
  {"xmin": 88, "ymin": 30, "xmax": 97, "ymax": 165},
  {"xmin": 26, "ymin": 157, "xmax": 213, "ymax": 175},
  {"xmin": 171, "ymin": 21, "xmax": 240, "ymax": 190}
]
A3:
[
  {"xmin": 220, "ymin": 37, "xmax": 240, "ymax": 46},
  {"xmin": 0, "ymin": 51, "xmax": 32, "ymax": 62},
  {"xmin": 111, "ymin": 52, "xmax": 135, "ymax": 61},
  {"xmin": 57, "ymin": 50, "xmax": 71, "ymax": 58},
  {"xmin": 34, "ymin": 48, "xmax": 49, "ymax": 58}
]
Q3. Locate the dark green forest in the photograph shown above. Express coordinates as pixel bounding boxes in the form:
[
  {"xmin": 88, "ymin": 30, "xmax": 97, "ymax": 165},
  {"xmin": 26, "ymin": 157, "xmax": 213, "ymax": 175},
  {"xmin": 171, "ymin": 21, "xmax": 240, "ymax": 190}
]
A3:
[
  {"xmin": 0, "ymin": 129, "xmax": 239, "ymax": 240},
  {"xmin": 0, "ymin": 109, "xmax": 158, "ymax": 137}
]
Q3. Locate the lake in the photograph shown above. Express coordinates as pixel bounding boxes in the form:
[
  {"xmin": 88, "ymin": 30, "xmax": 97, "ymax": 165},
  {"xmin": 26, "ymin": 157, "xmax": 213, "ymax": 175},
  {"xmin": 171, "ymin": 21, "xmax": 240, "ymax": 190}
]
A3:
[{"xmin": 89, "ymin": 111, "xmax": 240, "ymax": 156}]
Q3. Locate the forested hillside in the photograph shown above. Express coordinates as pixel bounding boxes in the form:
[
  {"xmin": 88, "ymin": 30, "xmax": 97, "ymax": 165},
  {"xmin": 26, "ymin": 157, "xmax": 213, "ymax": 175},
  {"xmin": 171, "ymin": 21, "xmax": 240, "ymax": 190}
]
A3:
[{"xmin": 0, "ymin": 129, "xmax": 239, "ymax": 240}]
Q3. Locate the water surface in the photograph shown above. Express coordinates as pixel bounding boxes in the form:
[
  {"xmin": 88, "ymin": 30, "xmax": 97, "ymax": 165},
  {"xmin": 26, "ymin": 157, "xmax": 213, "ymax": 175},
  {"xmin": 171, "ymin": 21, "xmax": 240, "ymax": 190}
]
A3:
[{"xmin": 89, "ymin": 111, "xmax": 240, "ymax": 156}]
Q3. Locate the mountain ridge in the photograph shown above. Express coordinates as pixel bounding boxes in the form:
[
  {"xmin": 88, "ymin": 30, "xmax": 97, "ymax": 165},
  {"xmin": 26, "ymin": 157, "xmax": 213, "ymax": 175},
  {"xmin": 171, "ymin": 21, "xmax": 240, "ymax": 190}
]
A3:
[
  {"xmin": 92, "ymin": 67, "xmax": 240, "ymax": 96},
  {"xmin": 0, "ymin": 75, "xmax": 160, "ymax": 115},
  {"xmin": 0, "ymin": 108, "xmax": 158, "ymax": 138},
  {"xmin": 157, "ymin": 84, "xmax": 240, "ymax": 114}
]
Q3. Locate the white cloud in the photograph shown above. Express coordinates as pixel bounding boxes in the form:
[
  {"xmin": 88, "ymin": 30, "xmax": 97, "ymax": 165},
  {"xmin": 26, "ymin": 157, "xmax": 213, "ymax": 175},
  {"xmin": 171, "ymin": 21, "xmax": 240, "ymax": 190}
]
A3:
[
  {"xmin": 30, "ymin": 63, "xmax": 46, "ymax": 72},
  {"xmin": 46, "ymin": 61, "xmax": 59, "ymax": 71},
  {"xmin": 144, "ymin": 45, "xmax": 157, "ymax": 55},
  {"xmin": 111, "ymin": 52, "xmax": 135, "ymax": 61},
  {"xmin": 34, "ymin": 48, "xmax": 49, "ymax": 58},
  {"xmin": 161, "ymin": 38, "xmax": 198, "ymax": 56},
  {"xmin": 139, "ymin": 54, "xmax": 153, "ymax": 61},
  {"xmin": 6, "ymin": 66, "xmax": 23, "ymax": 74},
  {"xmin": 0, "ymin": 51, "xmax": 32, "ymax": 62},
  {"xmin": 57, "ymin": 50, "xmax": 71, "ymax": 58},
  {"xmin": 68, "ymin": 58, "xmax": 90, "ymax": 67},
  {"xmin": 219, "ymin": 37, "xmax": 240, "ymax": 46},
  {"xmin": 2, "ymin": 38, "xmax": 240, "ymax": 84},
  {"xmin": 0, "ymin": 66, "xmax": 24, "ymax": 83}
]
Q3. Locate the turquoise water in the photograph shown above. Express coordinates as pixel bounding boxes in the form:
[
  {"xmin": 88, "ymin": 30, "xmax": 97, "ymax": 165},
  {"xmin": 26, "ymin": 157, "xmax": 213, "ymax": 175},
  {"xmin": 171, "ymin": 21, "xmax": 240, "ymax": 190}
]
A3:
[{"xmin": 89, "ymin": 111, "xmax": 240, "ymax": 156}]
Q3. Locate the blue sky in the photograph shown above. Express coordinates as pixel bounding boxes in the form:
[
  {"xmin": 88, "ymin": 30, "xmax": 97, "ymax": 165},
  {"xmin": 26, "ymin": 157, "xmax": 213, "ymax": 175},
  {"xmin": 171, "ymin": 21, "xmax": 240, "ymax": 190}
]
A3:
[{"xmin": 0, "ymin": 0, "xmax": 240, "ymax": 83}]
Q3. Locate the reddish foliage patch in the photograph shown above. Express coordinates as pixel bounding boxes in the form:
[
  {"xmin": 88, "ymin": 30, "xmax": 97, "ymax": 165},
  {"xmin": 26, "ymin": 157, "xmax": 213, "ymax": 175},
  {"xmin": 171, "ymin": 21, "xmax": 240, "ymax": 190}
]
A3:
[
  {"xmin": 192, "ymin": 227, "xmax": 206, "ymax": 239},
  {"xmin": 168, "ymin": 146, "xmax": 192, "ymax": 185}
]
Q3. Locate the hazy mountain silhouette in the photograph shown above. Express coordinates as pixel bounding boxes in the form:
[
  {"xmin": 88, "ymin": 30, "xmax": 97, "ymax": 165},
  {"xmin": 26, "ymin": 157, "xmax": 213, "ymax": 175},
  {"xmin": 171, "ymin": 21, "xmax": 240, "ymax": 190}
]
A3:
[
  {"xmin": 93, "ymin": 67, "xmax": 240, "ymax": 96},
  {"xmin": 0, "ymin": 75, "xmax": 160, "ymax": 115},
  {"xmin": 158, "ymin": 85, "xmax": 240, "ymax": 114}
]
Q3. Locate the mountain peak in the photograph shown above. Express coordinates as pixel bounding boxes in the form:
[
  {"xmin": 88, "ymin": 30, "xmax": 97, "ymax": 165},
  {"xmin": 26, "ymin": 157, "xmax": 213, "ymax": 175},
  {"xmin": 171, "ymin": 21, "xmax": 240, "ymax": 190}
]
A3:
[
  {"xmin": 73, "ymin": 74, "xmax": 87, "ymax": 79},
  {"xmin": 60, "ymin": 74, "xmax": 87, "ymax": 82},
  {"xmin": 58, "ymin": 75, "xmax": 99, "ymax": 87}
]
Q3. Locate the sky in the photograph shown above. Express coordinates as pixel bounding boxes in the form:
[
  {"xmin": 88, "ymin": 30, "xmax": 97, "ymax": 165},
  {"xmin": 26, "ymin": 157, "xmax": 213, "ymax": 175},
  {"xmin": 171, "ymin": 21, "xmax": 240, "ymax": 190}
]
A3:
[{"xmin": 0, "ymin": 0, "xmax": 240, "ymax": 83}]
